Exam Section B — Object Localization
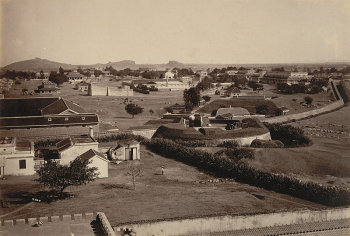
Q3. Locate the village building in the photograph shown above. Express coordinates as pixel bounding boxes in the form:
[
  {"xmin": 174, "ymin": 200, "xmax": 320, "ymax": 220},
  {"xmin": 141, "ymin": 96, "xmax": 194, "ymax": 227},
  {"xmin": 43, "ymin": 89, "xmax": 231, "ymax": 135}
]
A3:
[
  {"xmin": 0, "ymin": 97, "xmax": 99, "ymax": 138},
  {"xmin": 180, "ymin": 76, "xmax": 193, "ymax": 84},
  {"xmin": 279, "ymin": 107, "xmax": 290, "ymax": 115},
  {"xmin": 35, "ymin": 72, "xmax": 50, "ymax": 80},
  {"xmin": 0, "ymin": 137, "xmax": 35, "ymax": 176},
  {"xmin": 108, "ymin": 139, "xmax": 140, "ymax": 161},
  {"xmin": 216, "ymin": 107, "xmax": 250, "ymax": 118},
  {"xmin": 165, "ymin": 71, "xmax": 175, "ymax": 80},
  {"xmin": 66, "ymin": 72, "xmax": 84, "ymax": 83},
  {"xmin": 56, "ymin": 135, "xmax": 99, "ymax": 165},
  {"xmin": 226, "ymin": 70, "xmax": 238, "ymax": 76},
  {"xmin": 78, "ymin": 149, "xmax": 109, "ymax": 178},
  {"xmin": 35, "ymin": 81, "xmax": 60, "ymax": 94},
  {"xmin": 76, "ymin": 81, "xmax": 89, "ymax": 91}
]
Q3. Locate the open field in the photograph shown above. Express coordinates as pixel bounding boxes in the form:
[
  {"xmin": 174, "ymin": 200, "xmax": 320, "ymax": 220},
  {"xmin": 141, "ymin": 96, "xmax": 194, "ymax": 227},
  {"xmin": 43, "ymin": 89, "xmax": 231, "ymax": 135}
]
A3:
[
  {"xmin": 248, "ymin": 104, "xmax": 350, "ymax": 188},
  {"xmin": 0, "ymin": 146, "xmax": 325, "ymax": 226}
]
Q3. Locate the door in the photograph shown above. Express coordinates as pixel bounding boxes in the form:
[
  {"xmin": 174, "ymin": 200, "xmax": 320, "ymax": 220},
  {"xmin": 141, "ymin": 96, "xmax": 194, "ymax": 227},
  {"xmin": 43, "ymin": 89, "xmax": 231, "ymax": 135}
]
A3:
[{"xmin": 129, "ymin": 148, "xmax": 134, "ymax": 160}]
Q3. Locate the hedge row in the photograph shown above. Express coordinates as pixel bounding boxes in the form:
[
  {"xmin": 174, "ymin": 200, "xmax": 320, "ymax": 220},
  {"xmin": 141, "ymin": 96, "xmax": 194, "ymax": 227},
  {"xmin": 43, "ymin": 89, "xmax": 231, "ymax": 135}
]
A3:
[
  {"xmin": 96, "ymin": 133, "xmax": 148, "ymax": 144},
  {"xmin": 264, "ymin": 123, "xmax": 312, "ymax": 147},
  {"xmin": 250, "ymin": 139, "xmax": 284, "ymax": 148},
  {"xmin": 147, "ymin": 138, "xmax": 350, "ymax": 206}
]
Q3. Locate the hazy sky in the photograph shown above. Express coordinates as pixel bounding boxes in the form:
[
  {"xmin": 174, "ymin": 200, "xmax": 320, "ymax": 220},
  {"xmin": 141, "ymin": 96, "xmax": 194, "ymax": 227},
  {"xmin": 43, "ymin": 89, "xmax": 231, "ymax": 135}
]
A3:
[{"xmin": 1, "ymin": 0, "xmax": 349, "ymax": 66}]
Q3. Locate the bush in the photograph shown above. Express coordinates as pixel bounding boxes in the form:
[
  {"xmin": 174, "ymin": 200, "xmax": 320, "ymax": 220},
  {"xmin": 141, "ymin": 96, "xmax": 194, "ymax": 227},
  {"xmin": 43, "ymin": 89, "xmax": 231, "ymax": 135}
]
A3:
[
  {"xmin": 147, "ymin": 138, "xmax": 350, "ymax": 206},
  {"xmin": 173, "ymin": 139, "xmax": 207, "ymax": 147},
  {"xmin": 96, "ymin": 133, "xmax": 148, "ymax": 144},
  {"xmin": 35, "ymin": 139, "xmax": 61, "ymax": 148},
  {"xmin": 250, "ymin": 139, "xmax": 284, "ymax": 148},
  {"xmin": 264, "ymin": 123, "xmax": 311, "ymax": 147},
  {"xmin": 216, "ymin": 148, "xmax": 254, "ymax": 162},
  {"xmin": 217, "ymin": 140, "xmax": 239, "ymax": 148}
]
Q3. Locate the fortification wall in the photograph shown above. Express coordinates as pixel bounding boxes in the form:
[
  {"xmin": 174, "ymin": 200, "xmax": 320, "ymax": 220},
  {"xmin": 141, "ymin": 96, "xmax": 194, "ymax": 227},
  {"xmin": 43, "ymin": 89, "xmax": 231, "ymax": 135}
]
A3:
[
  {"xmin": 115, "ymin": 207, "xmax": 350, "ymax": 236},
  {"xmin": 264, "ymin": 100, "xmax": 344, "ymax": 124}
]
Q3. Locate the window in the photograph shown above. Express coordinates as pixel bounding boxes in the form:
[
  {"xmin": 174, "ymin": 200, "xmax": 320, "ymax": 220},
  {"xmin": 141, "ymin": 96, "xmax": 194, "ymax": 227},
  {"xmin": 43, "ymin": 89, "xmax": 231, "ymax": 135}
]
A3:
[
  {"xmin": 48, "ymin": 118, "xmax": 52, "ymax": 122},
  {"xmin": 19, "ymin": 160, "xmax": 26, "ymax": 169},
  {"xmin": 82, "ymin": 117, "xmax": 85, "ymax": 120}
]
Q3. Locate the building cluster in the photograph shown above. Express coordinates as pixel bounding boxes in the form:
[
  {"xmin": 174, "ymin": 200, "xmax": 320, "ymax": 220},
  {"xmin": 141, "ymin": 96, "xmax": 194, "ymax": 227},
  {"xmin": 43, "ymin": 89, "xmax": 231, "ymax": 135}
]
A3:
[{"xmin": 0, "ymin": 96, "xmax": 141, "ymax": 178}]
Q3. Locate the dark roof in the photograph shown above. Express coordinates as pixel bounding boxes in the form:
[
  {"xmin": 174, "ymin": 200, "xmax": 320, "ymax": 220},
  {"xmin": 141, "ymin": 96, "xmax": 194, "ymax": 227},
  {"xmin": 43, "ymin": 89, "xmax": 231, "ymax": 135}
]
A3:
[
  {"xmin": 56, "ymin": 135, "xmax": 97, "ymax": 152},
  {"xmin": 0, "ymin": 97, "xmax": 58, "ymax": 117},
  {"xmin": 79, "ymin": 149, "xmax": 108, "ymax": 161},
  {"xmin": 0, "ymin": 114, "xmax": 99, "ymax": 129},
  {"xmin": 41, "ymin": 99, "xmax": 86, "ymax": 115}
]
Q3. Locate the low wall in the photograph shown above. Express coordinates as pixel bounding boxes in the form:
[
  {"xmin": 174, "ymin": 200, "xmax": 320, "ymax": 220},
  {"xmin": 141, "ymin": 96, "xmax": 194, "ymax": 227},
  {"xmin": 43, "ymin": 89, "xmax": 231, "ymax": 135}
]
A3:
[
  {"xmin": 88, "ymin": 84, "xmax": 133, "ymax": 97},
  {"xmin": 216, "ymin": 131, "xmax": 271, "ymax": 146},
  {"xmin": 1, "ymin": 213, "xmax": 95, "ymax": 227},
  {"xmin": 264, "ymin": 100, "xmax": 344, "ymax": 124},
  {"xmin": 115, "ymin": 207, "xmax": 350, "ymax": 236}
]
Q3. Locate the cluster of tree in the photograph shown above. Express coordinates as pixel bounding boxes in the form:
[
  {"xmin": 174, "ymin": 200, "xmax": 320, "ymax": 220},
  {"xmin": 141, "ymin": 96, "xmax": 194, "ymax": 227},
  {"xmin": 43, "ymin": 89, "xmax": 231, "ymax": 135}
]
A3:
[
  {"xmin": 271, "ymin": 67, "xmax": 285, "ymax": 72},
  {"xmin": 36, "ymin": 158, "xmax": 98, "ymax": 197},
  {"xmin": 255, "ymin": 104, "xmax": 269, "ymax": 115},
  {"xmin": 174, "ymin": 68, "xmax": 195, "ymax": 78},
  {"xmin": 183, "ymin": 87, "xmax": 201, "ymax": 110},
  {"xmin": 125, "ymin": 103, "xmax": 144, "ymax": 118},
  {"xmin": 141, "ymin": 70, "xmax": 164, "ymax": 79},
  {"xmin": 264, "ymin": 123, "xmax": 312, "ymax": 147},
  {"xmin": 0, "ymin": 70, "xmax": 36, "ymax": 80},
  {"xmin": 49, "ymin": 68, "xmax": 68, "ymax": 85},
  {"xmin": 248, "ymin": 81, "xmax": 263, "ymax": 91},
  {"xmin": 77, "ymin": 68, "xmax": 91, "ymax": 77},
  {"xmin": 276, "ymin": 79, "xmax": 328, "ymax": 94}
]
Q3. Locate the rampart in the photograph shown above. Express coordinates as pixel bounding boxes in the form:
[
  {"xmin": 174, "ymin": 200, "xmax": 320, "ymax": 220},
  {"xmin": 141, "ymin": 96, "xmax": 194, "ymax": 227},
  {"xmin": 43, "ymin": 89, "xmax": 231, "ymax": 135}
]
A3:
[
  {"xmin": 115, "ymin": 207, "xmax": 350, "ymax": 236},
  {"xmin": 88, "ymin": 83, "xmax": 133, "ymax": 96}
]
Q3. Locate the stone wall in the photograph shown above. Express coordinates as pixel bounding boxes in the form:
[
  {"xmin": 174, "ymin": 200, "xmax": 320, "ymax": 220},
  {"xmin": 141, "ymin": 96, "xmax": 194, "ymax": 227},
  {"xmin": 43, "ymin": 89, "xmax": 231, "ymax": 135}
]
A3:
[
  {"xmin": 264, "ymin": 100, "xmax": 344, "ymax": 124},
  {"xmin": 88, "ymin": 84, "xmax": 133, "ymax": 97},
  {"xmin": 115, "ymin": 207, "xmax": 350, "ymax": 236}
]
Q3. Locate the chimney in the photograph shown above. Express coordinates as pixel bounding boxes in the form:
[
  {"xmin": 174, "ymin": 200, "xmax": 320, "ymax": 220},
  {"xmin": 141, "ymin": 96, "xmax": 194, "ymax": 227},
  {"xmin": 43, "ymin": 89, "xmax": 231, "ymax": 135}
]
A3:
[{"xmin": 89, "ymin": 126, "xmax": 94, "ymax": 138}]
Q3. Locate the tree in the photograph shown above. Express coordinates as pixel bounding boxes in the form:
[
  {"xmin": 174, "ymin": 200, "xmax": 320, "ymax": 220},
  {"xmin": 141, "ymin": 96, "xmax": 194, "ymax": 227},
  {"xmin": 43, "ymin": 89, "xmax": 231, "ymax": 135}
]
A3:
[
  {"xmin": 304, "ymin": 96, "xmax": 313, "ymax": 106},
  {"xmin": 127, "ymin": 163, "xmax": 141, "ymax": 190},
  {"xmin": 202, "ymin": 95, "xmax": 211, "ymax": 103},
  {"xmin": 183, "ymin": 87, "xmax": 200, "ymax": 110},
  {"xmin": 36, "ymin": 158, "xmax": 98, "ymax": 196},
  {"xmin": 255, "ymin": 104, "xmax": 269, "ymax": 115},
  {"xmin": 49, "ymin": 71, "xmax": 68, "ymax": 85},
  {"xmin": 125, "ymin": 103, "xmax": 144, "ymax": 118}
]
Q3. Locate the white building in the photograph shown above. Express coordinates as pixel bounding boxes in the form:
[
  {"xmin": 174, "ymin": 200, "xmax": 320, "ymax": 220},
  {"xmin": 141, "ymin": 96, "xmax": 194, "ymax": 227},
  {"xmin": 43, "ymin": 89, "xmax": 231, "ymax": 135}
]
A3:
[
  {"xmin": 78, "ymin": 149, "xmax": 109, "ymax": 178},
  {"xmin": 56, "ymin": 135, "xmax": 99, "ymax": 165},
  {"xmin": 226, "ymin": 70, "xmax": 238, "ymax": 76},
  {"xmin": 165, "ymin": 71, "xmax": 175, "ymax": 80},
  {"xmin": 0, "ymin": 137, "xmax": 35, "ymax": 176}
]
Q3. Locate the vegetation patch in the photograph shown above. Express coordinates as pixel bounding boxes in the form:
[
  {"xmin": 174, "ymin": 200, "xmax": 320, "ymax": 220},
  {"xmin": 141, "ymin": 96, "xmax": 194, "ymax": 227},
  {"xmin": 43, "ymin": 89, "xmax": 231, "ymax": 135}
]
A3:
[
  {"xmin": 250, "ymin": 139, "xmax": 284, "ymax": 148},
  {"xmin": 264, "ymin": 123, "xmax": 312, "ymax": 147}
]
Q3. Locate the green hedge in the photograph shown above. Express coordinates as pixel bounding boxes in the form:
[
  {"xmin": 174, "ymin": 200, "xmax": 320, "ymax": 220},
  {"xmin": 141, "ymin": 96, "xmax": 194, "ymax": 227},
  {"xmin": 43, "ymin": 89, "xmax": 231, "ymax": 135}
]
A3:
[
  {"xmin": 96, "ymin": 133, "xmax": 148, "ymax": 144},
  {"xmin": 264, "ymin": 123, "xmax": 311, "ymax": 147},
  {"xmin": 251, "ymin": 139, "xmax": 284, "ymax": 148},
  {"xmin": 147, "ymin": 138, "xmax": 350, "ymax": 206}
]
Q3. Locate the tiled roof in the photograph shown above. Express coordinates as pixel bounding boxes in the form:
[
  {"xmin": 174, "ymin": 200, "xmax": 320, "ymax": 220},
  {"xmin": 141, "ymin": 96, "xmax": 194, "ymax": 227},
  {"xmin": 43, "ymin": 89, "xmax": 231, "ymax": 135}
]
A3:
[
  {"xmin": 41, "ymin": 99, "xmax": 86, "ymax": 115},
  {"xmin": 0, "ymin": 97, "xmax": 59, "ymax": 117},
  {"xmin": 79, "ymin": 149, "xmax": 108, "ymax": 161}
]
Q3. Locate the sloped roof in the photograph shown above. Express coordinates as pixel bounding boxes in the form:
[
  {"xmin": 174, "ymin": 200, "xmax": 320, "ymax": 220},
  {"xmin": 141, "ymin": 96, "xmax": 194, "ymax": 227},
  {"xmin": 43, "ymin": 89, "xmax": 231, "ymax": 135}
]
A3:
[
  {"xmin": 79, "ymin": 149, "xmax": 108, "ymax": 162},
  {"xmin": 56, "ymin": 135, "xmax": 97, "ymax": 152},
  {"xmin": 56, "ymin": 137, "xmax": 73, "ymax": 152},
  {"xmin": 216, "ymin": 107, "xmax": 250, "ymax": 116},
  {"xmin": 41, "ymin": 99, "xmax": 86, "ymax": 115},
  {"xmin": 0, "ymin": 97, "xmax": 59, "ymax": 117}
]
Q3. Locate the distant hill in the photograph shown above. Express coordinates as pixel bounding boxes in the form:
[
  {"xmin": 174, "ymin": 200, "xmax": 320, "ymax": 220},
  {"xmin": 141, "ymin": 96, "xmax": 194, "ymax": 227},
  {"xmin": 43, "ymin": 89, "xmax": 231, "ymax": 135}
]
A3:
[
  {"xmin": 3, "ymin": 58, "xmax": 76, "ymax": 72},
  {"xmin": 2, "ymin": 57, "xmax": 349, "ymax": 72}
]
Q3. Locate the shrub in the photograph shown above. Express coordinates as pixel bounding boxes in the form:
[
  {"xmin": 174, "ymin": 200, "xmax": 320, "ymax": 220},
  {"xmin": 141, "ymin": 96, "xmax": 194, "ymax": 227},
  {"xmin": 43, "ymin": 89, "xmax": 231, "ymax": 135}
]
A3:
[
  {"xmin": 35, "ymin": 139, "xmax": 61, "ymax": 148},
  {"xmin": 255, "ymin": 104, "xmax": 269, "ymax": 115},
  {"xmin": 217, "ymin": 140, "xmax": 239, "ymax": 148},
  {"xmin": 216, "ymin": 148, "xmax": 254, "ymax": 162},
  {"xmin": 173, "ymin": 139, "xmax": 207, "ymax": 147},
  {"xmin": 96, "ymin": 133, "xmax": 148, "ymax": 144},
  {"xmin": 250, "ymin": 139, "xmax": 284, "ymax": 148},
  {"xmin": 264, "ymin": 123, "xmax": 311, "ymax": 147}
]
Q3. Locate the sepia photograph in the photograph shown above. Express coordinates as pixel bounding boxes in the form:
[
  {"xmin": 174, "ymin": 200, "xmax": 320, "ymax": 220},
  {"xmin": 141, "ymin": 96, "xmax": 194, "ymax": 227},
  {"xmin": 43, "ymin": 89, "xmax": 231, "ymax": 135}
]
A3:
[{"xmin": 0, "ymin": 0, "xmax": 349, "ymax": 235}]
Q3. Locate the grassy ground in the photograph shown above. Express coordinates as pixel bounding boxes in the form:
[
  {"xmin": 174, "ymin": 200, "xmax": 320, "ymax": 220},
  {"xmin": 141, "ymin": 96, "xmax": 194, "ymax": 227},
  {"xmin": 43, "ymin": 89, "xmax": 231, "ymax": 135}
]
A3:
[
  {"xmin": 247, "ymin": 104, "xmax": 350, "ymax": 188},
  {"xmin": 0, "ymin": 146, "xmax": 325, "ymax": 226}
]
